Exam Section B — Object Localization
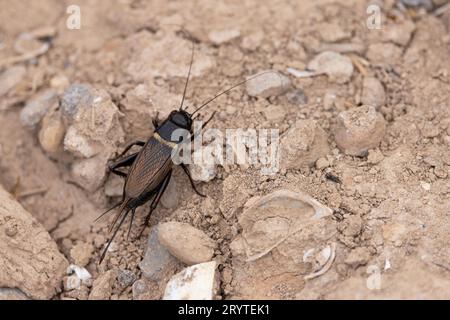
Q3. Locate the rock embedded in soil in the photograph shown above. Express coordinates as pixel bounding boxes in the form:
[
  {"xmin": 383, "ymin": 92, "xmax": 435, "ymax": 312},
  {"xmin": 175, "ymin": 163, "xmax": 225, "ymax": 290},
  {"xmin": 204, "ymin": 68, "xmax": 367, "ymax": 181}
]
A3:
[
  {"xmin": 0, "ymin": 288, "xmax": 29, "ymax": 300},
  {"xmin": 334, "ymin": 105, "xmax": 386, "ymax": 156},
  {"xmin": 0, "ymin": 65, "xmax": 26, "ymax": 97},
  {"xmin": 64, "ymin": 126, "xmax": 101, "ymax": 158},
  {"xmin": 117, "ymin": 270, "xmax": 137, "ymax": 289},
  {"xmin": 231, "ymin": 189, "xmax": 333, "ymax": 261},
  {"xmin": 344, "ymin": 247, "xmax": 372, "ymax": 268},
  {"xmin": 280, "ymin": 119, "xmax": 330, "ymax": 169},
  {"xmin": 38, "ymin": 107, "xmax": 65, "ymax": 153},
  {"xmin": 70, "ymin": 242, "xmax": 94, "ymax": 267},
  {"xmin": 20, "ymin": 89, "xmax": 58, "ymax": 128},
  {"xmin": 88, "ymin": 270, "xmax": 116, "ymax": 300},
  {"xmin": 318, "ymin": 23, "xmax": 351, "ymax": 43},
  {"xmin": 163, "ymin": 261, "xmax": 218, "ymax": 300},
  {"xmin": 246, "ymin": 70, "xmax": 291, "ymax": 98},
  {"xmin": 139, "ymin": 226, "xmax": 179, "ymax": 281},
  {"xmin": 307, "ymin": 51, "xmax": 354, "ymax": 84},
  {"xmin": 361, "ymin": 77, "xmax": 385, "ymax": 109},
  {"xmin": 383, "ymin": 21, "xmax": 416, "ymax": 46},
  {"xmin": 366, "ymin": 43, "xmax": 402, "ymax": 64},
  {"xmin": 0, "ymin": 185, "xmax": 68, "ymax": 299},
  {"xmin": 158, "ymin": 222, "xmax": 216, "ymax": 265},
  {"xmin": 60, "ymin": 83, "xmax": 94, "ymax": 118}
]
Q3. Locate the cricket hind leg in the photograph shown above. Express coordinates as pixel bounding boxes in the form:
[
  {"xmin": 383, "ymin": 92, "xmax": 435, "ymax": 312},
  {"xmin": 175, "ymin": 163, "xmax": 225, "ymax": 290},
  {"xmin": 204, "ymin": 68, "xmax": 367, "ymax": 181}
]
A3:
[
  {"xmin": 108, "ymin": 152, "xmax": 139, "ymax": 177},
  {"xmin": 137, "ymin": 170, "xmax": 173, "ymax": 238},
  {"xmin": 180, "ymin": 163, "xmax": 205, "ymax": 197}
]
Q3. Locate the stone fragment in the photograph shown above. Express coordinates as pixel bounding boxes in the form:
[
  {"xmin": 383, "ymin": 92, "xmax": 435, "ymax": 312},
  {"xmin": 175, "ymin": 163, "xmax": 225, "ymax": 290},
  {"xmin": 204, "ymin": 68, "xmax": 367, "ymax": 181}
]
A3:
[
  {"xmin": 334, "ymin": 106, "xmax": 386, "ymax": 156},
  {"xmin": 139, "ymin": 227, "xmax": 178, "ymax": 281},
  {"xmin": 163, "ymin": 261, "xmax": 218, "ymax": 300},
  {"xmin": 158, "ymin": 222, "xmax": 216, "ymax": 265},
  {"xmin": 307, "ymin": 51, "xmax": 354, "ymax": 84},
  {"xmin": 246, "ymin": 70, "xmax": 291, "ymax": 98}
]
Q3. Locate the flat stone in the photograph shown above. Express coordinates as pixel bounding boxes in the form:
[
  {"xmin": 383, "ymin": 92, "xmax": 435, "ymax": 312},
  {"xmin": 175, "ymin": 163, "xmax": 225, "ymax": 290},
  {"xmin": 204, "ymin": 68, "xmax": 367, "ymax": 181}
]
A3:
[
  {"xmin": 139, "ymin": 226, "xmax": 178, "ymax": 281},
  {"xmin": 246, "ymin": 70, "xmax": 291, "ymax": 98}
]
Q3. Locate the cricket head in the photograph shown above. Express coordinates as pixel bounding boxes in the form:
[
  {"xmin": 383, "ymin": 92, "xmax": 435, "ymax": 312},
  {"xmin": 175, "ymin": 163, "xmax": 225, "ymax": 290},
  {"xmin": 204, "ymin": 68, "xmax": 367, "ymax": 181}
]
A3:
[{"xmin": 168, "ymin": 109, "xmax": 193, "ymax": 131}]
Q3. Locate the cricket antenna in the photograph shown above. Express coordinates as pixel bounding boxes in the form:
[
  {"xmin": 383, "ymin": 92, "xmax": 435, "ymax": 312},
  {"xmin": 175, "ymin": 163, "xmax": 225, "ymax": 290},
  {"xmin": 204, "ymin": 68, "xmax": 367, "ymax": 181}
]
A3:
[
  {"xmin": 190, "ymin": 71, "xmax": 282, "ymax": 116},
  {"xmin": 179, "ymin": 41, "xmax": 195, "ymax": 111}
]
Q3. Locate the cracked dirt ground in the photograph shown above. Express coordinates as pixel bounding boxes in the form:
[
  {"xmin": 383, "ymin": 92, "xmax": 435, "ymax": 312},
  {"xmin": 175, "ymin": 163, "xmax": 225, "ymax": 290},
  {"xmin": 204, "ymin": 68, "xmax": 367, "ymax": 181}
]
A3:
[{"xmin": 0, "ymin": 0, "xmax": 450, "ymax": 300}]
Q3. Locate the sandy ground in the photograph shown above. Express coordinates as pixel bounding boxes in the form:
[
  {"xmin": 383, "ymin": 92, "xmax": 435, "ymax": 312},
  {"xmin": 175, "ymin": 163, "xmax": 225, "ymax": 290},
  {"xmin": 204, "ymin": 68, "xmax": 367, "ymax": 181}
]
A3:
[{"xmin": 0, "ymin": 0, "xmax": 449, "ymax": 300}]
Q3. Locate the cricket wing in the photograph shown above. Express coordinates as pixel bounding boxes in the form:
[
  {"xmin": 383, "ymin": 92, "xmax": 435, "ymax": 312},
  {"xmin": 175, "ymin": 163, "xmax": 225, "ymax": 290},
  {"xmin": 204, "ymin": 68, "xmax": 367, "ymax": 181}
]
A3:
[{"xmin": 125, "ymin": 137, "xmax": 173, "ymax": 198}]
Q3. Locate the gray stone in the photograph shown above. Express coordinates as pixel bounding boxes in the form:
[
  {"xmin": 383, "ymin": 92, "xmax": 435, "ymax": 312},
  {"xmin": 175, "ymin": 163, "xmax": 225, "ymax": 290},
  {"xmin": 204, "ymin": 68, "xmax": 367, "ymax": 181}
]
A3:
[
  {"xmin": 20, "ymin": 89, "xmax": 58, "ymax": 128},
  {"xmin": 117, "ymin": 270, "xmax": 137, "ymax": 288},
  {"xmin": 61, "ymin": 83, "xmax": 94, "ymax": 117},
  {"xmin": 139, "ymin": 227, "xmax": 178, "ymax": 281},
  {"xmin": 361, "ymin": 77, "xmax": 385, "ymax": 109}
]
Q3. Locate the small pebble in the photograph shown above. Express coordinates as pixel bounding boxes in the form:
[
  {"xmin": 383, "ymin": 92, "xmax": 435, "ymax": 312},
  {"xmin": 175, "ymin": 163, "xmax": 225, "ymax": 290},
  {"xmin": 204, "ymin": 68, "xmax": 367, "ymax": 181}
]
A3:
[
  {"xmin": 361, "ymin": 77, "xmax": 385, "ymax": 109},
  {"xmin": 117, "ymin": 270, "xmax": 137, "ymax": 288},
  {"xmin": 60, "ymin": 83, "xmax": 94, "ymax": 117},
  {"xmin": 88, "ymin": 270, "xmax": 116, "ymax": 300},
  {"xmin": 70, "ymin": 242, "xmax": 94, "ymax": 267},
  {"xmin": 334, "ymin": 105, "xmax": 386, "ymax": 156},
  {"xmin": 163, "ymin": 261, "xmax": 218, "ymax": 300},
  {"xmin": 307, "ymin": 51, "xmax": 354, "ymax": 84},
  {"xmin": 383, "ymin": 21, "xmax": 416, "ymax": 46},
  {"xmin": 71, "ymin": 154, "xmax": 109, "ymax": 192},
  {"xmin": 20, "ymin": 89, "xmax": 58, "ymax": 128},
  {"xmin": 158, "ymin": 222, "xmax": 216, "ymax": 265},
  {"xmin": 246, "ymin": 70, "xmax": 291, "ymax": 98},
  {"xmin": 315, "ymin": 157, "xmax": 330, "ymax": 170},
  {"xmin": 38, "ymin": 108, "xmax": 65, "ymax": 153}
]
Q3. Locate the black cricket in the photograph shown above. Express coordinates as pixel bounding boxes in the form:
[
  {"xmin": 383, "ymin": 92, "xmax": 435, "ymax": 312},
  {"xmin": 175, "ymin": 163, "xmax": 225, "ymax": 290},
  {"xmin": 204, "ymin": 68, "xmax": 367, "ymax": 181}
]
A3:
[{"xmin": 97, "ymin": 42, "xmax": 273, "ymax": 263}]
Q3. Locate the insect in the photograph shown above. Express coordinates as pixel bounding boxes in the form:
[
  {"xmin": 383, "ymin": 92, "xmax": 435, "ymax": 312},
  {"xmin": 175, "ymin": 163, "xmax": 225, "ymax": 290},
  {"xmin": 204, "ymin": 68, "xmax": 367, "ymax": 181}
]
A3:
[{"xmin": 97, "ymin": 41, "xmax": 275, "ymax": 263}]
